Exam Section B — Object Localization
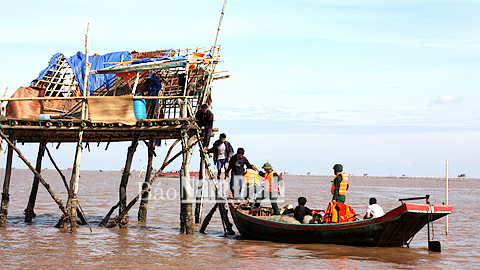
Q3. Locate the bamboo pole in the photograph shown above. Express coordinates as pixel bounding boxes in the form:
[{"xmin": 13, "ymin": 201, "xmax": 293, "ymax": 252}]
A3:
[
  {"xmin": 24, "ymin": 141, "xmax": 46, "ymax": 222},
  {"xmin": 67, "ymin": 134, "xmax": 83, "ymax": 233},
  {"xmin": 0, "ymin": 130, "xmax": 70, "ymax": 222},
  {"xmin": 195, "ymin": 152, "xmax": 206, "ymax": 223},
  {"xmin": 213, "ymin": 0, "xmax": 228, "ymax": 50},
  {"xmin": 0, "ymin": 133, "xmax": 15, "ymax": 227},
  {"xmin": 180, "ymin": 134, "xmax": 196, "ymax": 234},
  {"xmin": 138, "ymin": 139, "xmax": 155, "ymax": 222},
  {"xmin": 446, "ymin": 159, "xmax": 449, "ymax": 235},
  {"xmin": 82, "ymin": 23, "xmax": 91, "ymax": 118}
]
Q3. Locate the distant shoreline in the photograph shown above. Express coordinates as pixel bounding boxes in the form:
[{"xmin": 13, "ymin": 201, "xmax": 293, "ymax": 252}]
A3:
[
  {"xmin": 285, "ymin": 174, "xmax": 480, "ymax": 181},
  {"xmin": 1, "ymin": 168, "xmax": 477, "ymax": 181}
]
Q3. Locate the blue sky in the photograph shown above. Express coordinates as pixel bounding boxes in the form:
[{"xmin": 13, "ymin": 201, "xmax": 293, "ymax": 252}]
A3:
[{"xmin": 1, "ymin": 0, "xmax": 479, "ymax": 177}]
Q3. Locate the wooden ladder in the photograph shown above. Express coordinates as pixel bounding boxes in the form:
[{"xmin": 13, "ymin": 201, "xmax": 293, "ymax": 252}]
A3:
[{"xmin": 195, "ymin": 128, "xmax": 235, "ymax": 235}]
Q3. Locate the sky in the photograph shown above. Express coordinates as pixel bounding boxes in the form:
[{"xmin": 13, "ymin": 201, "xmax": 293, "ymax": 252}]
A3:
[{"xmin": 0, "ymin": 0, "xmax": 479, "ymax": 177}]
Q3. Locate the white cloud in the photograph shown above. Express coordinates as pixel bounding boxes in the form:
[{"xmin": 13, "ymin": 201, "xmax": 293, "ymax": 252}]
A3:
[{"xmin": 430, "ymin": 95, "xmax": 463, "ymax": 106}]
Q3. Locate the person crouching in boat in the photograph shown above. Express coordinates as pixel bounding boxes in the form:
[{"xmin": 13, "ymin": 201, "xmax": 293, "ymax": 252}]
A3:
[
  {"xmin": 294, "ymin": 197, "xmax": 314, "ymax": 224},
  {"xmin": 226, "ymin": 148, "xmax": 258, "ymax": 198},
  {"xmin": 364, "ymin": 197, "xmax": 385, "ymax": 219},
  {"xmin": 332, "ymin": 164, "xmax": 349, "ymax": 204},
  {"xmin": 255, "ymin": 162, "xmax": 282, "ymax": 215}
]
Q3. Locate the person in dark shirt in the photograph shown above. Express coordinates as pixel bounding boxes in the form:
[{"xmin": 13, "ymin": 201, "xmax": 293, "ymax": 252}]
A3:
[
  {"xmin": 195, "ymin": 104, "xmax": 214, "ymax": 149},
  {"xmin": 226, "ymin": 148, "xmax": 258, "ymax": 198},
  {"xmin": 294, "ymin": 197, "xmax": 313, "ymax": 224}
]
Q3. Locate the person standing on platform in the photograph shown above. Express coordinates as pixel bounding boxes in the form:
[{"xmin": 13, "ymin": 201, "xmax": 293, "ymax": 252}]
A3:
[
  {"xmin": 208, "ymin": 133, "xmax": 234, "ymax": 180},
  {"xmin": 226, "ymin": 148, "xmax": 258, "ymax": 198},
  {"xmin": 331, "ymin": 164, "xmax": 349, "ymax": 204},
  {"xmin": 256, "ymin": 162, "xmax": 282, "ymax": 215},
  {"xmin": 186, "ymin": 79, "xmax": 204, "ymax": 97},
  {"xmin": 195, "ymin": 104, "xmax": 213, "ymax": 149}
]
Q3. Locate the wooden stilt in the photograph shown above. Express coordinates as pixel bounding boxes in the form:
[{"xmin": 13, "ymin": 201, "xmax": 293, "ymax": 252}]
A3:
[
  {"xmin": 194, "ymin": 152, "xmax": 206, "ymax": 223},
  {"xmin": 180, "ymin": 133, "xmax": 196, "ymax": 234},
  {"xmin": 118, "ymin": 135, "xmax": 139, "ymax": 229},
  {"xmin": 0, "ymin": 134, "xmax": 15, "ymax": 227},
  {"xmin": 67, "ymin": 138, "xmax": 83, "ymax": 233},
  {"xmin": 138, "ymin": 139, "xmax": 154, "ymax": 223},
  {"xmin": 24, "ymin": 141, "xmax": 46, "ymax": 222},
  {"xmin": 199, "ymin": 203, "xmax": 217, "ymax": 233}
]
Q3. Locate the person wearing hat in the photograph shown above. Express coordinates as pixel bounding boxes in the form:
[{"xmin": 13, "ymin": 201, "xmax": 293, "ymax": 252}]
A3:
[
  {"xmin": 255, "ymin": 162, "xmax": 283, "ymax": 215},
  {"xmin": 331, "ymin": 164, "xmax": 349, "ymax": 204}
]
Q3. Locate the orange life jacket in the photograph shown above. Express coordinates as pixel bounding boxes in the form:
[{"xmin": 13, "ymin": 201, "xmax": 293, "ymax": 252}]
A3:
[
  {"xmin": 245, "ymin": 169, "xmax": 261, "ymax": 187},
  {"xmin": 321, "ymin": 201, "xmax": 356, "ymax": 223},
  {"xmin": 263, "ymin": 170, "xmax": 281, "ymax": 192},
  {"xmin": 331, "ymin": 172, "xmax": 348, "ymax": 195}
]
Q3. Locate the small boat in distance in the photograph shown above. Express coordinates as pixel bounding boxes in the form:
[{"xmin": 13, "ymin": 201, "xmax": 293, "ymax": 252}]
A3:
[{"xmin": 228, "ymin": 196, "xmax": 453, "ymax": 247}]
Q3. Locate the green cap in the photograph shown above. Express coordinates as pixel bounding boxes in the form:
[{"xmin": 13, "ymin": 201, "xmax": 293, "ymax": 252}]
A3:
[
  {"xmin": 262, "ymin": 162, "xmax": 273, "ymax": 169},
  {"xmin": 333, "ymin": 164, "xmax": 343, "ymax": 172}
]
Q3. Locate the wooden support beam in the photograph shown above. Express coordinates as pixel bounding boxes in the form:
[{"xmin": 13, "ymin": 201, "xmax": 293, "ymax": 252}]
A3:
[
  {"xmin": 199, "ymin": 204, "xmax": 217, "ymax": 234},
  {"xmin": 118, "ymin": 135, "xmax": 140, "ymax": 228},
  {"xmin": 138, "ymin": 139, "xmax": 155, "ymax": 222},
  {"xmin": 67, "ymin": 131, "xmax": 84, "ymax": 233},
  {"xmin": 195, "ymin": 151, "xmax": 206, "ymax": 223},
  {"xmin": 180, "ymin": 133, "xmax": 196, "ymax": 234},
  {"xmin": 0, "ymin": 130, "xmax": 69, "ymax": 226},
  {"xmin": 0, "ymin": 134, "xmax": 15, "ymax": 227},
  {"xmin": 24, "ymin": 141, "xmax": 46, "ymax": 222}
]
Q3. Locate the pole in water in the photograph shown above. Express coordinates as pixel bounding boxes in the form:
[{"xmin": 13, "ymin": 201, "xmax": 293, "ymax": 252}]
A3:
[{"xmin": 446, "ymin": 159, "xmax": 449, "ymax": 235}]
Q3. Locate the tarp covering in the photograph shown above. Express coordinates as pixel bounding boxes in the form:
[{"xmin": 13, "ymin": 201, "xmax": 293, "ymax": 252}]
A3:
[
  {"xmin": 31, "ymin": 51, "xmax": 132, "ymax": 95},
  {"xmin": 66, "ymin": 51, "xmax": 132, "ymax": 95},
  {"xmin": 87, "ymin": 96, "xmax": 137, "ymax": 125},
  {"xmin": 6, "ymin": 86, "xmax": 45, "ymax": 118}
]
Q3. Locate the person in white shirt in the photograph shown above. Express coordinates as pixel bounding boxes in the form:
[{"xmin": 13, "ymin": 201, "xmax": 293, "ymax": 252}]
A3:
[{"xmin": 364, "ymin": 197, "xmax": 385, "ymax": 219}]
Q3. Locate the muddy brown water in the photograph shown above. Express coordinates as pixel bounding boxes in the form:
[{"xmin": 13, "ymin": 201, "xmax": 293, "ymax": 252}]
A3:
[{"xmin": 0, "ymin": 169, "xmax": 478, "ymax": 269}]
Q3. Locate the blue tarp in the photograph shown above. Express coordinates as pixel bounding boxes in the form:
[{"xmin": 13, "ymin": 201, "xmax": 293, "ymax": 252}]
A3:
[
  {"xmin": 66, "ymin": 51, "xmax": 132, "ymax": 95},
  {"xmin": 31, "ymin": 51, "xmax": 132, "ymax": 95}
]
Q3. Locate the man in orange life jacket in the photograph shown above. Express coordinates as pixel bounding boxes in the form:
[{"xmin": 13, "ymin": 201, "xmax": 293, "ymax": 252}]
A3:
[
  {"xmin": 255, "ymin": 162, "xmax": 282, "ymax": 215},
  {"xmin": 331, "ymin": 164, "xmax": 349, "ymax": 204}
]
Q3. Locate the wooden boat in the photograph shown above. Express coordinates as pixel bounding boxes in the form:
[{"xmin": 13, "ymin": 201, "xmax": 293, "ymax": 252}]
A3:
[{"xmin": 228, "ymin": 198, "xmax": 453, "ymax": 247}]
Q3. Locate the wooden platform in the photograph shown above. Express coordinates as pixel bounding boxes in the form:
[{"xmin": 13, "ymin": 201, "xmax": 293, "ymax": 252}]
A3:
[{"xmin": 0, "ymin": 118, "xmax": 200, "ymax": 143}]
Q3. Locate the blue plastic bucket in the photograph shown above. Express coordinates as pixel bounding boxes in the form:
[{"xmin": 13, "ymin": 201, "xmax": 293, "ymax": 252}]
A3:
[
  {"xmin": 38, "ymin": 114, "xmax": 51, "ymax": 119},
  {"xmin": 133, "ymin": 99, "xmax": 146, "ymax": 119}
]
